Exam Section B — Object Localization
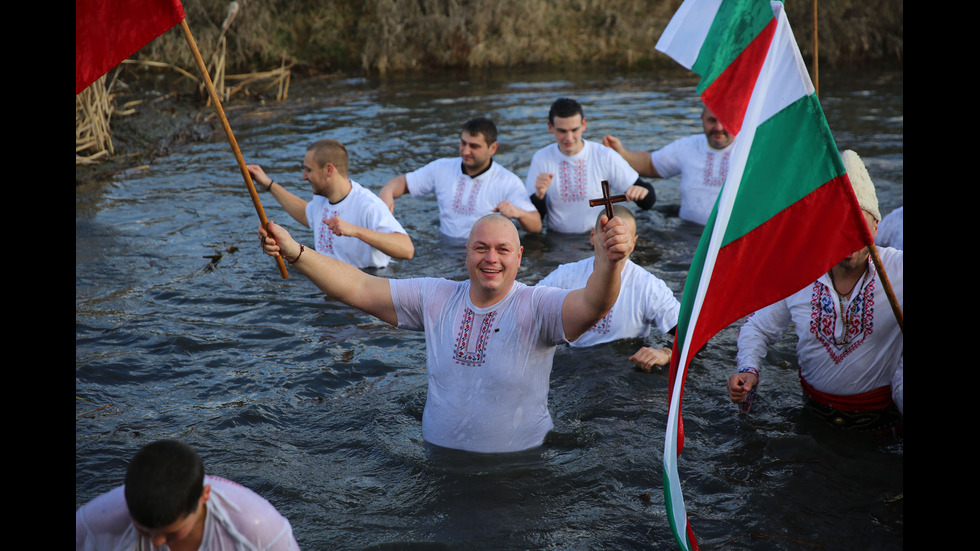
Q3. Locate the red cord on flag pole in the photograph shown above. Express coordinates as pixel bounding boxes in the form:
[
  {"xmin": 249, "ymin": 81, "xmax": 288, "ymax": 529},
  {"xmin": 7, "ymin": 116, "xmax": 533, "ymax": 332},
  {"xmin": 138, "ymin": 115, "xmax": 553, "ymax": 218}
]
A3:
[{"xmin": 179, "ymin": 19, "xmax": 289, "ymax": 279}]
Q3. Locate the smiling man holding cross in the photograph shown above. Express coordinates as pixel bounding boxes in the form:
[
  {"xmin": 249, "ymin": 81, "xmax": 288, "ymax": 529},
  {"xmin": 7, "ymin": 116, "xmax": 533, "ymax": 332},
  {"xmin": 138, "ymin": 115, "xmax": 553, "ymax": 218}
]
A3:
[{"xmin": 258, "ymin": 210, "xmax": 633, "ymax": 453}]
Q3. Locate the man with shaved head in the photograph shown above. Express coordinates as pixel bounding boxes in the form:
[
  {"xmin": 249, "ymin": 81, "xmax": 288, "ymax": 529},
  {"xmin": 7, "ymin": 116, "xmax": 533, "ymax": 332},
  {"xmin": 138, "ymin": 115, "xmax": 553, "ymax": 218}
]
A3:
[
  {"xmin": 538, "ymin": 206, "xmax": 680, "ymax": 372},
  {"xmin": 258, "ymin": 211, "xmax": 633, "ymax": 452}
]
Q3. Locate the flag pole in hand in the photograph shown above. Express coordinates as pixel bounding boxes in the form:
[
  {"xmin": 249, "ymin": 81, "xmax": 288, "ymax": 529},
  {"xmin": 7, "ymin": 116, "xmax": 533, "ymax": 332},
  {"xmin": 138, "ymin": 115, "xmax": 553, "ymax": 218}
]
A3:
[{"xmin": 179, "ymin": 19, "xmax": 288, "ymax": 278}]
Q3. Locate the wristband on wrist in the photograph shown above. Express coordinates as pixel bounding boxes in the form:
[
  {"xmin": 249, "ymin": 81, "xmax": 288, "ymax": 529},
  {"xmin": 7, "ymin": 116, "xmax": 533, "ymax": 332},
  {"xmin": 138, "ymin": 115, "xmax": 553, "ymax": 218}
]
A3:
[
  {"xmin": 288, "ymin": 244, "xmax": 305, "ymax": 264},
  {"xmin": 265, "ymin": 181, "xmax": 276, "ymax": 192}
]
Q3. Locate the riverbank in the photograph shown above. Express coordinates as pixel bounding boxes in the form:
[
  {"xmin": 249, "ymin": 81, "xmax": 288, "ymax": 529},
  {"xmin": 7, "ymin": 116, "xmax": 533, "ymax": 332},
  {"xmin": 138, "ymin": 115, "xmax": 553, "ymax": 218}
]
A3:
[{"xmin": 140, "ymin": 0, "xmax": 902, "ymax": 76}]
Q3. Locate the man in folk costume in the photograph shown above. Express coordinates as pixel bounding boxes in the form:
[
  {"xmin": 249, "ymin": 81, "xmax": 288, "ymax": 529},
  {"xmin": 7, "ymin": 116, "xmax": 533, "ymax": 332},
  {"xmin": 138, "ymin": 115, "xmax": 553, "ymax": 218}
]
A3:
[{"xmin": 727, "ymin": 150, "xmax": 903, "ymax": 431}]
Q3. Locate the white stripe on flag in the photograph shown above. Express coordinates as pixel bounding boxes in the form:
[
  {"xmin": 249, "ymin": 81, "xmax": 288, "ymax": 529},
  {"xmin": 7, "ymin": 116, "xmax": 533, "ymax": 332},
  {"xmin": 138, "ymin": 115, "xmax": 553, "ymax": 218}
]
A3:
[
  {"xmin": 757, "ymin": 2, "xmax": 814, "ymax": 121},
  {"xmin": 655, "ymin": 0, "xmax": 723, "ymax": 70}
]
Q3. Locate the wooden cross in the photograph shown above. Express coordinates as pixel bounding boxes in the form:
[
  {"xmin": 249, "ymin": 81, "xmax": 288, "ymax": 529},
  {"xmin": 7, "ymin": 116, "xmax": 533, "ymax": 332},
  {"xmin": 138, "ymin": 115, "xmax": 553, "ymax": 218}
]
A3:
[{"xmin": 588, "ymin": 180, "xmax": 628, "ymax": 219}]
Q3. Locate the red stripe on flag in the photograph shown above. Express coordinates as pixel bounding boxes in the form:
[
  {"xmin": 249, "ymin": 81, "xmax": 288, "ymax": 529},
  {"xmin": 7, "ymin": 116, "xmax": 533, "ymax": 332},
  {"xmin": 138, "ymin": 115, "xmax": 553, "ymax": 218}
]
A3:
[
  {"xmin": 691, "ymin": 176, "xmax": 871, "ymax": 355},
  {"xmin": 668, "ymin": 175, "xmax": 868, "ymax": 456},
  {"xmin": 76, "ymin": 0, "xmax": 186, "ymax": 94},
  {"xmin": 700, "ymin": 16, "xmax": 778, "ymax": 137}
]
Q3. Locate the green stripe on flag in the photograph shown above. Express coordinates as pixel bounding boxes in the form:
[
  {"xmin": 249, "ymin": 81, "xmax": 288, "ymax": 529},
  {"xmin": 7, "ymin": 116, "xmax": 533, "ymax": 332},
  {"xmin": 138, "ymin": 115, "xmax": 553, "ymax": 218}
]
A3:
[
  {"xmin": 692, "ymin": 0, "xmax": 777, "ymax": 94},
  {"xmin": 722, "ymin": 94, "xmax": 844, "ymax": 247}
]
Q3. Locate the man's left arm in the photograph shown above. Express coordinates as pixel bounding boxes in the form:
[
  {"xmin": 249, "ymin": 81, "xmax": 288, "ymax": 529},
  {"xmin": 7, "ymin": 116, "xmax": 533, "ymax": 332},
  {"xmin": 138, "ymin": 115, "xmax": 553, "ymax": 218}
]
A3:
[
  {"xmin": 326, "ymin": 216, "xmax": 415, "ymax": 259},
  {"xmin": 560, "ymin": 215, "xmax": 632, "ymax": 341}
]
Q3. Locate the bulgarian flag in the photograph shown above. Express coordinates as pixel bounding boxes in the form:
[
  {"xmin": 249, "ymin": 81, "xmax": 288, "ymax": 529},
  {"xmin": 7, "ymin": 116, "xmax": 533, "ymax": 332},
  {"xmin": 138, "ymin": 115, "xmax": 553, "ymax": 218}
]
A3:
[
  {"xmin": 76, "ymin": 0, "xmax": 186, "ymax": 94},
  {"xmin": 656, "ymin": 1, "xmax": 875, "ymax": 549}
]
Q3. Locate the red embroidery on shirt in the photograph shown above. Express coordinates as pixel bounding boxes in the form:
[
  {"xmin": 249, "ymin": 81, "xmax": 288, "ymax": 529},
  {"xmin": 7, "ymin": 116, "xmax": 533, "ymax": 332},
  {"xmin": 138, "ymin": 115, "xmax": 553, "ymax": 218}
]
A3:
[
  {"xmin": 589, "ymin": 307, "xmax": 613, "ymax": 335},
  {"xmin": 452, "ymin": 175, "xmax": 483, "ymax": 215},
  {"xmin": 317, "ymin": 207, "xmax": 338, "ymax": 253},
  {"xmin": 808, "ymin": 278, "xmax": 876, "ymax": 364},
  {"xmin": 702, "ymin": 150, "xmax": 730, "ymax": 188},
  {"xmin": 454, "ymin": 308, "xmax": 496, "ymax": 366},
  {"xmin": 557, "ymin": 159, "xmax": 588, "ymax": 202}
]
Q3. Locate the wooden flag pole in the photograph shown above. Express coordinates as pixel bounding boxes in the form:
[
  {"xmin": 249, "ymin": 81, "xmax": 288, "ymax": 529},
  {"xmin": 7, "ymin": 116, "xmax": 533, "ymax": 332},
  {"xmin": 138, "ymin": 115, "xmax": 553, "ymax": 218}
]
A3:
[
  {"xmin": 812, "ymin": 0, "xmax": 819, "ymax": 96},
  {"xmin": 179, "ymin": 19, "xmax": 288, "ymax": 278},
  {"xmin": 868, "ymin": 243, "xmax": 903, "ymax": 332}
]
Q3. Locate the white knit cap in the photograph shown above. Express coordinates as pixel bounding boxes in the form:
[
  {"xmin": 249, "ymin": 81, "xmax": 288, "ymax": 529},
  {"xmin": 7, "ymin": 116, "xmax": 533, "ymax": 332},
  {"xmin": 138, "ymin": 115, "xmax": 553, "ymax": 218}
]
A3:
[{"xmin": 841, "ymin": 150, "xmax": 880, "ymax": 221}]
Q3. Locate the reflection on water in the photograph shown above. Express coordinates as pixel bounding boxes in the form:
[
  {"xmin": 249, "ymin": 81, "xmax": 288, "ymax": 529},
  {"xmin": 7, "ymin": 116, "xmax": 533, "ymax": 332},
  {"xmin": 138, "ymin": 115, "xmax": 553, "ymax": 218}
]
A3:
[{"xmin": 76, "ymin": 67, "xmax": 902, "ymax": 549}]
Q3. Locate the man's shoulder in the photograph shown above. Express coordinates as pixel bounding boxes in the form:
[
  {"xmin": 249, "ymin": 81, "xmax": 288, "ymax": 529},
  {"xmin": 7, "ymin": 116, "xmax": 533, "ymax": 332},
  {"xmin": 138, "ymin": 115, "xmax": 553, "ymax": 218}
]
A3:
[
  {"xmin": 485, "ymin": 160, "xmax": 523, "ymax": 184},
  {"xmin": 877, "ymin": 246, "xmax": 903, "ymax": 274},
  {"xmin": 621, "ymin": 260, "xmax": 674, "ymax": 292},
  {"xmin": 430, "ymin": 157, "xmax": 463, "ymax": 170},
  {"xmin": 76, "ymin": 485, "xmax": 134, "ymax": 545},
  {"xmin": 410, "ymin": 157, "xmax": 461, "ymax": 177},
  {"xmin": 392, "ymin": 276, "xmax": 465, "ymax": 297},
  {"xmin": 557, "ymin": 256, "xmax": 595, "ymax": 275},
  {"xmin": 530, "ymin": 143, "xmax": 559, "ymax": 159},
  {"xmin": 348, "ymin": 180, "xmax": 392, "ymax": 208},
  {"xmin": 660, "ymin": 133, "xmax": 705, "ymax": 152},
  {"xmin": 206, "ymin": 476, "xmax": 294, "ymax": 539},
  {"xmin": 539, "ymin": 257, "xmax": 593, "ymax": 288}
]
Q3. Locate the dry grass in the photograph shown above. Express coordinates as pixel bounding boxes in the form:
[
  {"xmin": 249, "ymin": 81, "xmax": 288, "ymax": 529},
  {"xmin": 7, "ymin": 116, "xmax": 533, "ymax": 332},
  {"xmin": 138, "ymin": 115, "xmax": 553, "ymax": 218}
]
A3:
[
  {"xmin": 76, "ymin": 0, "xmax": 901, "ymax": 164},
  {"xmin": 76, "ymin": 76, "xmax": 115, "ymax": 164},
  {"xmin": 126, "ymin": 0, "xmax": 901, "ymax": 76}
]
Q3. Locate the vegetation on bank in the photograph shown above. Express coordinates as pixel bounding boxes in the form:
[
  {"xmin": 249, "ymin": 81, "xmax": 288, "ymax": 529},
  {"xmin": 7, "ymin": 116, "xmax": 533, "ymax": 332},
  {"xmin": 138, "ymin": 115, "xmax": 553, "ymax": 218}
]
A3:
[
  {"xmin": 76, "ymin": 0, "xmax": 902, "ymax": 168},
  {"xmin": 137, "ymin": 0, "xmax": 903, "ymax": 77}
]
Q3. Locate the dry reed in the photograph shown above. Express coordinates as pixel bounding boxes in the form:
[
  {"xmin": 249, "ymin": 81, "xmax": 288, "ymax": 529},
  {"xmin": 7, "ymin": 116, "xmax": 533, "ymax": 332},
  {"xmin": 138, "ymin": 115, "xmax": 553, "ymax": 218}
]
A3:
[{"xmin": 75, "ymin": 75, "xmax": 115, "ymax": 164}]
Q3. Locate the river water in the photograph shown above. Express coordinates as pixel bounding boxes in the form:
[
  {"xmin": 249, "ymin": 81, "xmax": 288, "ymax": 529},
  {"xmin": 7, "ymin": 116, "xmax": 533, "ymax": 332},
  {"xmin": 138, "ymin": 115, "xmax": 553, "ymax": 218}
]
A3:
[{"xmin": 76, "ymin": 66, "xmax": 903, "ymax": 550}]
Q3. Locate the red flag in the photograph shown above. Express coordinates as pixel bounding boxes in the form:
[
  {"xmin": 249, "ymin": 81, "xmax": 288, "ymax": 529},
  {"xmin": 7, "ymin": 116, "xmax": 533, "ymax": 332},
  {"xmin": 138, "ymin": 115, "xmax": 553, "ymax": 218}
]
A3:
[{"xmin": 76, "ymin": 0, "xmax": 185, "ymax": 94}]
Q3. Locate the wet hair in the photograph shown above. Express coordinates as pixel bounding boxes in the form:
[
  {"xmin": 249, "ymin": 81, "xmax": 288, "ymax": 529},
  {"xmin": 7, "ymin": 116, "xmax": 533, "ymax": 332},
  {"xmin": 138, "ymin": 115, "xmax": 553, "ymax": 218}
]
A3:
[
  {"xmin": 549, "ymin": 98, "xmax": 584, "ymax": 124},
  {"xmin": 306, "ymin": 139, "xmax": 349, "ymax": 176},
  {"xmin": 461, "ymin": 117, "xmax": 498, "ymax": 146},
  {"xmin": 124, "ymin": 440, "xmax": 205, "ymax": 529}
]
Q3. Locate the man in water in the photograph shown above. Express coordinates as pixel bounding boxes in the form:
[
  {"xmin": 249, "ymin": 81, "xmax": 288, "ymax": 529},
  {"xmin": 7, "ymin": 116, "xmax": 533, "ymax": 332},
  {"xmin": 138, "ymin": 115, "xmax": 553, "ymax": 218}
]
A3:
[
  {"xmin": 258, "ymin": 212, "xmax": 633, "ymax": 453},
  {"xmin": 248, "ymin": 138, "xmax": 414, "ymax": 269},
  {"xmin": 378, "ymin": 117, "xmax": 541, "ymax": 239},
  {"xmin": 876, "ymin": 206, "xmax": 903, "ymax": 250},
  {"xmin": 726, "ymin": 151, "xmax": 903, "ymax": 430},
  {"xmin": 537, "ymin": 205, "xmax": 679, "ymax": 371},
  {"xmin": 526, "ymin": 97, "xmax": 656, "ymax": 233},
  {"xmin": 76, "ymin": 439, "xmax": 299, "ymax": 550},
  {"xmin": 603, "ymin": 105, "xmax": 736, "ymax": 226}
]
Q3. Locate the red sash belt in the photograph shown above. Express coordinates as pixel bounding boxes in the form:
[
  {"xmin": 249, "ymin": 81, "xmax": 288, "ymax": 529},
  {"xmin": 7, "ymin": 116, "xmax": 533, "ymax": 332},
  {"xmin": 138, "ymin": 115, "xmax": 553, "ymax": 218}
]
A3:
[{"xmin": 799, "ymin": 373, "xmax": 893, "ymax": 412}]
